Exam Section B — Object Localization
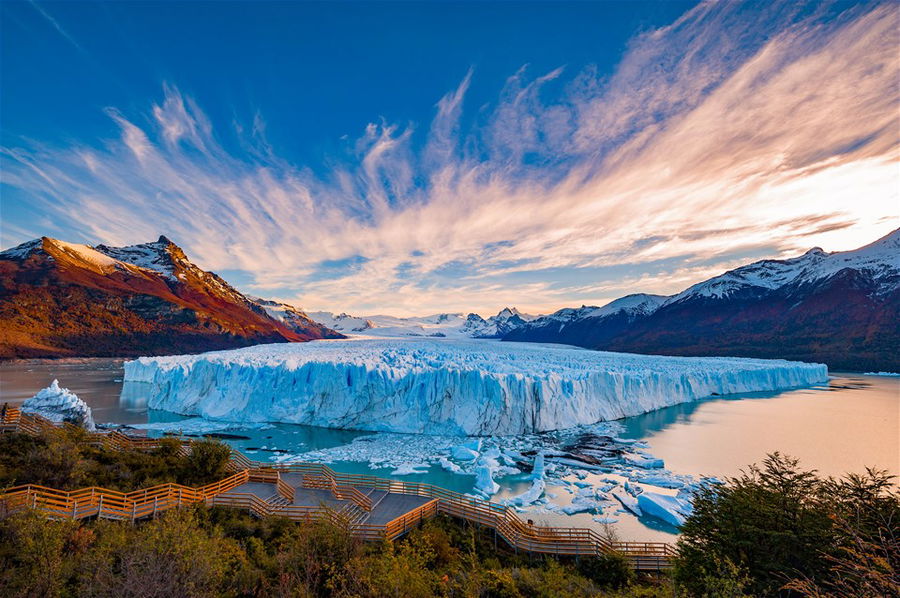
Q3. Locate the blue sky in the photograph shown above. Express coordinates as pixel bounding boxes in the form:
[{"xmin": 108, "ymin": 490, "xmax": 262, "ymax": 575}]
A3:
[{"xmin": 2, "ymin": 1, "xmax": 898, "ymax": 315}]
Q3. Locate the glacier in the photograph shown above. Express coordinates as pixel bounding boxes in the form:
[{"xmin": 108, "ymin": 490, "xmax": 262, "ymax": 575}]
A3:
[{"xmin": 123, "ymin": 337, "xmax": 827, "ymax": 436}]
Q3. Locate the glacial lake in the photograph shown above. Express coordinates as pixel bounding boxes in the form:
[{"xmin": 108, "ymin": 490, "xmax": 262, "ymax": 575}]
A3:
[{"xmin": 1, "ymin": 358, "xmax": 897, "ymax": 543}]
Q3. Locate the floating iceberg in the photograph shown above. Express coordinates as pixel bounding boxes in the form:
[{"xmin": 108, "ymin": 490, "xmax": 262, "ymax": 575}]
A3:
[
  {"xmin": 474, "ymin": 464, "xmax": 500, "ymax": 496},
  {"xmin": 637, "ymin": 491, "xmax": 693, "ymax": 527},
  {"xmin": 451, "ymin": 445, "xmax": 480, "ymax": 461},
  {"xmin": 508, "ymin": 479, "xmax": 546, "ymax": 506},
  {"xmin": 124, "ymin": 338, "xmax": 827, "ymax": 436},
  {"xmin": 21, "ymin": 380, "xmax": 96, "ymax": 431},
  {"xmin": 531, "ymin": 452, "xmax": 546, "ymax": 479}
]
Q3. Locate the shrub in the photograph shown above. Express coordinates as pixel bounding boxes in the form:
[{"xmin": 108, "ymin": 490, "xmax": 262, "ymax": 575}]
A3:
[
  {"xmin": 181, "ymin": 438, "xmax": 232, "ymax": 485},
  {"xmin": 674, "ymin": 452, "xmax": 899, "ymax": 597},
  {"xmin": 576, "ymin": 551, "xmax": 636, "ymax": 589}
]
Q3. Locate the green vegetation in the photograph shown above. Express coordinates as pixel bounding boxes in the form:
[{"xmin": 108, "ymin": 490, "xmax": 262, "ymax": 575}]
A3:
[
  {"xmin": 674, "ymin": 452, "xmax": 899, "ymax": 597},
  {"xmin": 0, "ymin": 508, "xmax": 670, "ymax": 598},
  {"xmin": 3, "ymin": 425, "xmax": 896, "ymax": 597},
  {"xmin": 0, "ymin": 428, "xmax": 232, "ymax": 491}
]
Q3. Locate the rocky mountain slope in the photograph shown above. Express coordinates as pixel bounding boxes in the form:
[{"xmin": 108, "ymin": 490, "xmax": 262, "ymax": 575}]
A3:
[
  {"xmin": 505, "ymin": 229, "xmax": 900, "ymax": 371},
  {"xmin": 0, "ymin": 236, "xmax": 342, "ymax": 359}
]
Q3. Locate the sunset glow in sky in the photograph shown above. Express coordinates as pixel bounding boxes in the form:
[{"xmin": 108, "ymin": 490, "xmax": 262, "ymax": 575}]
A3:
[{"xmin": 2, "ymin": 1, "xmax": 898, "ymax": 315}]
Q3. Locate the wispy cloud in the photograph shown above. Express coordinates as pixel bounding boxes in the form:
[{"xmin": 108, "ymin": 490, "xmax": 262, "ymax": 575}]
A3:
[
  {"xmin": 27, "ymin": 0, "xmax": 87, "ymax": 54},
  {"xmin": 2, "ymin": 1, "xmax": 898, "ymax": 316}
]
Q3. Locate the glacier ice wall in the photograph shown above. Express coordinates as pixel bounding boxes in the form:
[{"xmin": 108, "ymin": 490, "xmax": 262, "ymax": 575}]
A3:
[{"xmin": 123, "ymin": 338, "xmax": 828, "ymax": 436}]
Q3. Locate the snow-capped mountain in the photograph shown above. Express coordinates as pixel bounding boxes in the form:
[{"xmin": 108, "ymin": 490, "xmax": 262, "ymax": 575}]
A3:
[
  {"xmin": 0, "ymin": 236, "xmax": 341, "ymax": 359},
  {"xmin": 307, "ymin": 307, "xmax": 537, "ymax": 338},
  {"xmin": 247, "ymin": 297, "xmax": 342, "ymax": 339},
  {"xmin": 461, "ymin": 307, "xmax": 538, "ymax": 338},
  {"xmin": 504, "ymin": 294, "xmax": 668, "ymax": 347},
  {"xmin": 506, "ymin": 229, "xmax": 900, "ymax": 371},
  {"xmin": 666, "ymin": 229, "xmax": 899, "ymax": 304},
  {"xmin": 306, "ymin": 311, "xmax": 378, "ymax": 333}
]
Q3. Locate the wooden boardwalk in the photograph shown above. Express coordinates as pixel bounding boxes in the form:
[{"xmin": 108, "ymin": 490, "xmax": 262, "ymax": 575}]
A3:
[
  {"xmin": 0, "ymin": 408, "xmax": 675, "ymax": 570},
  {"xmin": 226, "ymin": 479, "xmax": 433, "ymax": 527}
]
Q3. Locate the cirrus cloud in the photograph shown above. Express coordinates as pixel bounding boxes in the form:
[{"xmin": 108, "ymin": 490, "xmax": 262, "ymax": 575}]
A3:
[{"xmin": 2, "ymin": 1, "xmax": 898, "ymax": 316}]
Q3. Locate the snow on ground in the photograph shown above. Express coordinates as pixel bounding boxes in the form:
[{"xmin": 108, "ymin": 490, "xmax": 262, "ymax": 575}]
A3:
[
  {"xmin": 21, "ymin": 379, "xmax": 96, "ymax": 431},
  {"xmin": 124, "ymin": 337, "xmax": 828, "ymax": 436}
]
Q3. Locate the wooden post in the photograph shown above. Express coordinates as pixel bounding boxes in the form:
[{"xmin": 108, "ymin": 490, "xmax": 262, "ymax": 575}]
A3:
[{"xmin": 98, "ymin": 494, "xmax": 103, "ymax": 519}]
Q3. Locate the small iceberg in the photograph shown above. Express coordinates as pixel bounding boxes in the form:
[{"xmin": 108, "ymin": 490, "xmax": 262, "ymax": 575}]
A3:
[
  {"xmin": 474, "ymin": 464, "xmax": 500, "ymax": 496},
  {"xmin": 390, "ymin": 462, "xmax": 429, "ymax": 476},
  {"xmin": 21, "ymin": 380, "xmax": 95, "ymax": 431},
  {"xmin": 508, "ymin": 479, "xmax": 546, "ymax": 507},
  {"xmin": 624, "ymin": 454, "xmax": 665, "ymax": 469},
  {"xmin": 531, "ymin": 451, "xmax": 546, "ymax": 479},
  {"xmin": 612, "ymin": 490, "xmax": 642, "ymax": 516},
  {"xmin": 562, "ymin": 486, "xmax": 607, "ymax": 515},
  {"xmin": 637, "ymin": 491, "xmax": 693, "ymax": 527},
  {"xmin": 451, "ymin": 445, "xmax": 480, "ymax": 461}
]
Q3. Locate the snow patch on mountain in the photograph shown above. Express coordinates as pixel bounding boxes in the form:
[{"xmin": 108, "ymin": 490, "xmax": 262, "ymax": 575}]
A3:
[
  {"xmin": 48, "ymin": 239, "xmax": 120, "ymax": 273},
  {"xmin": 0, "ymin": 238, "xmax": 43, "ymax": 260},
  {"xmin": 124, "ymin": 338, "xmax": 827, "ymax": 436},
  {"xmin": 539, "ymin": 294, "xmax": 667, "ymax": 325},
  {"xmin": 95, "ymin": 236, "xmax": 178, "ymax": 280}
]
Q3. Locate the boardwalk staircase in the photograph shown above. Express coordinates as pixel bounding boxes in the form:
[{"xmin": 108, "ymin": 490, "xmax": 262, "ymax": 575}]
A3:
[{"xmin": 0, "ymin": 407, "xmax": 674, "ymax": 571}]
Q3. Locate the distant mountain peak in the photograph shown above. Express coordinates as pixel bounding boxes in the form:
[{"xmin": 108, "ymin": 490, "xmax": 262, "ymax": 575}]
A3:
[{"xmin": 0, "ymin": 238, "xmax": 43, "ymax": 259}]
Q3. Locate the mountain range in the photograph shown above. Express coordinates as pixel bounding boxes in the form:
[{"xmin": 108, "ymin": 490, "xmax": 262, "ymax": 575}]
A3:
[
  {"xmin": 306, "ymin": 230, "xmax": 899, "ymax": 371},
  {"xmin": 504, "ymin": 229, "xmax": 900, "ymax": 371},
  {"xmin": 0, "ymin": 236, "xmax": 342, "ymax": 359},
  {"xmin": 1, "ymin": 229, "xmax": 897, "ymax": 370}
]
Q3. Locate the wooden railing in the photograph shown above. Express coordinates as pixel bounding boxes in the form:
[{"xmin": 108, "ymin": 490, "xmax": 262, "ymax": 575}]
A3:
[
  {"xmin": 0, "ymin": 469, "xmax": 251, "ymax": 522},
  {"xmin": 301, "ymin": 472, "xmax": 373, "ymax": 511},
  {"xmin": 0, "ymin": 407, "xmax": 675, "ymax": 569}
]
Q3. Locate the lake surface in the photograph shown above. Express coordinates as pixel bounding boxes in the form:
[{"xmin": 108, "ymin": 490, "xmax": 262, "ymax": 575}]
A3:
[{"xmin": 2, "ymin": 358, "xmax": 897, "ymax": 542}]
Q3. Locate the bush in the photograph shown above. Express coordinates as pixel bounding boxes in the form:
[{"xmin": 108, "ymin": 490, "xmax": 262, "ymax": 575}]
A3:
[
  {"xmin": 182, "ymin": 438, "xmax": 232, "ymax": 485},
  {"xmin": 673, "ymin": 452, "xmax": 899, "ymax": 597},
  {"xmin": 0, "ymin": 430, "xmax": 232, "ymax": 491},
  {"xmin": 576, "ymin": 551, "xmax": 636, "ymax": 589}
]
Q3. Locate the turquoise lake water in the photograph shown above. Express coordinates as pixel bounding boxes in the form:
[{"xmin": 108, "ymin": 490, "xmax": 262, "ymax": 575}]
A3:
[{"xmin": 1, "ymin": 358, "xmax": 896, "ymax": 542}]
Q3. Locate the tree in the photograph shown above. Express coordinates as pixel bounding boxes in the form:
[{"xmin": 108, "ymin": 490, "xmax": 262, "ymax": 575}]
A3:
[
  {"xmin": 785, "ymin": 469, "xmax": 900, "ymax": 597},
  {"xmin": 182, "ymin": 438, "xmax": 232, "ymax": 485},
  {"xmin": 674, "ymin": 453, "xmax": 899, "ymax": 597}
]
